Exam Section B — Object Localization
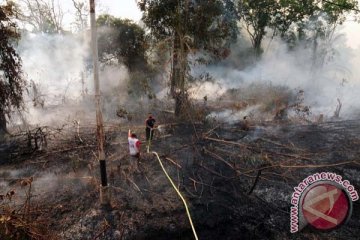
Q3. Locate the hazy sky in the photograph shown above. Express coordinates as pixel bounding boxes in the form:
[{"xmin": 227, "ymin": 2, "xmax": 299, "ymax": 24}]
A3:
[
  {"xmin": 74, "ymin": 0, "xmax": 360, "ymax": 48},
  {"xmin": 59, "ymin": 0, "xmax": 142, "ymax": 27},
  {"xmin": 99, "ymin": 0, "xmax": 142, "ymax": 21},
  {"xmin": 0, "ymin": 0, "xmax": 142, "ymax": 25},
  {"xmin": 0, "ymin": 0, "xmax": 359, "ymax": 48},
  {"xmin": 83, "ymin": 0, "xmax": 360, "ymax": 48},
  {"xmin": 342, "ymin": 18, "xmax": 360, "ymax": 48}
]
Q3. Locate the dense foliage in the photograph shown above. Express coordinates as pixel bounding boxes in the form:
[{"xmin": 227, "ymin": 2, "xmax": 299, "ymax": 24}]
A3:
[
  {"xmin": 0, "ymin": 2, "xmax": 25, "ymax": 133},
  {"xmin": 238, "ymin": 0, "xmax": 358, "ymax": 55},
  {"xmin": 97, "ymin": 14, "xmax": 148, "ymax": 71},
  {"xmin": 139, "ymin": 0, "xmax": 238, "ymax": 114}
]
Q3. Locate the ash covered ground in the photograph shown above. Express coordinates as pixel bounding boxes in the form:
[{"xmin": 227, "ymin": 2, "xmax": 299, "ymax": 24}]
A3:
[{"xmin": 1, "ymin": 108, "xmax": 359, "ymax": 239}]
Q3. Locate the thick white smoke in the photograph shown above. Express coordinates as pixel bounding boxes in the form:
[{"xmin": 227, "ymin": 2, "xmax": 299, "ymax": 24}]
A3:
[
  {"xmin": 19, "ymin": 33, "xmax": 89, "ymax": 104},
  {"xmin": 191, "ymin": 24, "xmax": 360, "ymax": 121},
  {"xmin": 11, "ymin": 32, "xmax": 130, "ymax": 127},
  {"xmin": 8, "ymin": 9, "xmax": 360, "ymax": 128}
]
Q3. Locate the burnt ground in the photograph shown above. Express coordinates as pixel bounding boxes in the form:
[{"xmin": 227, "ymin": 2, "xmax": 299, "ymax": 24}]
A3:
[{"xmin": 0, "ymin": 118, "xmax": 360, "ymax": 239}]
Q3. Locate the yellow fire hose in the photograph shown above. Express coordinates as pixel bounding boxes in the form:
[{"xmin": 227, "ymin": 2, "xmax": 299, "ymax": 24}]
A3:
[
  {"xmin": 146, "ymin": 131, "xmax": 198, "ymax": 239},
  {"xmin": 146, "ymin": 128, "xmax": 153, "ymax": 153},
  {"xmin": 152, "ymin": 151, "xmax": 199, "ymax": 240}
]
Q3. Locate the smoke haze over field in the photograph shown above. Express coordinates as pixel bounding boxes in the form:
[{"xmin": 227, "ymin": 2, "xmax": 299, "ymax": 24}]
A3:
[
  {"xmin": 19, "ymin": 33, "xmax": 89, "ymax": 104},
  {"xmin": 13, "ymin": 33, "xmax": 130, "ymax": 127},
  {"xmin": 191, "ymin": 26, "xmax": 360, "ymax": 120},
  {"xmin": 8, "ymin": 11, "xmax": 360, "ymax": 128}
]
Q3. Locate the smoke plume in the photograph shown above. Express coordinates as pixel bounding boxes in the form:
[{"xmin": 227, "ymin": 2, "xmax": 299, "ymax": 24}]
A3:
[{"xmin": 191, "ymin": 24, "xmax": 360, "ymax": 121}]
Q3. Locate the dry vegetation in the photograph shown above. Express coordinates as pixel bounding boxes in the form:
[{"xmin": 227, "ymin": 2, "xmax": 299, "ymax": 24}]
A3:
[{"xmin": 1, "ymin": 96, "xmax": 359, "ymax": 239}]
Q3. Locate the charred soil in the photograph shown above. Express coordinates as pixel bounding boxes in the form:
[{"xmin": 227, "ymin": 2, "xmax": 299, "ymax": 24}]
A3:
[{"xmin": 0, "ymin": 119, "xmax": 359, "ymax": 239}]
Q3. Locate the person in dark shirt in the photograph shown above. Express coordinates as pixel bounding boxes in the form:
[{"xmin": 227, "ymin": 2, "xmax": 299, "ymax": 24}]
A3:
[{"xmin": 145, "ymin": 113, "xmax": 156, "ymax": 141}]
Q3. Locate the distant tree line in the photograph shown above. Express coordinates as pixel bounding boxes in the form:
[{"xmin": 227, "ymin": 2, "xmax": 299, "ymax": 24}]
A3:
[{"xmin": 0, "ymin": 0, "xmax": 358, "ymax": 133}]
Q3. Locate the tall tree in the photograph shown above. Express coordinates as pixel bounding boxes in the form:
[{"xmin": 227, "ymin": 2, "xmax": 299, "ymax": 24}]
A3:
[
  {"xmin": 97, "ymin": 14, "xmax": 148, "ymax": 71},
  {"xmin": 0, "ymin": 2, "xmax": 25, "ymax": 134},
  {"xmin": 71, "ymin": 0, "xmax": 89, "ymax": 32},
  {"xmin": 16, "ymin": 0, "xmax": 64, "ymax": 33},
  {"xmin": 70, "ymin": 0, "xmax": 103, "ymax": 32},
  {"xmin": 139, "ymin": 0, "xmax": 238, "ymax": 115},
  {"xmin": 96, "ymin": 14, "xmax": 155, "ymax": 98},
  {"xmin": 237, "ymin": 0, "xmax": 358, "ymax": 57},
  {"xmin": 238, "ymin": 0, "xmax": 280, "ymax": 57}
]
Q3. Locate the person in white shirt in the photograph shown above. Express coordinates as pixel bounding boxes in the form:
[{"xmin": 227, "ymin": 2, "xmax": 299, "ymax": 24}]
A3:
[{"xmin": 128, "ymin": 129, "xmax": 141, "ymax": 158}]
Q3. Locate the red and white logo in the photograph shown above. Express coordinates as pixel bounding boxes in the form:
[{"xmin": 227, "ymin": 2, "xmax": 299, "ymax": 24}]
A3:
[
  {"xmin": 301, "ymin": 183, "xmax": 350, "ymax": 230},
  {"xmin": 290, "ymin": 172, "xmax": 358, "ymax": 233}
]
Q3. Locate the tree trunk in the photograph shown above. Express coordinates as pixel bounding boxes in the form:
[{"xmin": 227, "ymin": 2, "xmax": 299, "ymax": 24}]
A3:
[
  {"xmin": 170, "ymin": 34, "xmax": 180, "ymax": 98},
  {"xmin": 174, "ymin": 92, "xmax": 186, "ymax": 116},
  {"xmin": 171, "ymin": 31, "xmax": 187, "ymax": 116},
  {"xmin": 253, "ymin": 34, "xmax": 263, "ymax": 59},
  {"xmin": 0, "ymin": 109, "xmax": 7, "ymax": 135}
]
